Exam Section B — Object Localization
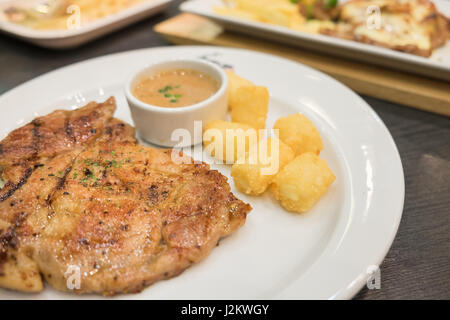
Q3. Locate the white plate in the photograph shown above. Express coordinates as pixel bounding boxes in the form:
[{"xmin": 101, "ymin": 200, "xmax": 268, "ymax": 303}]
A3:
[
  {"xmin": 0, "ymin": 46, "xmax": 404, "ymax": 299},
  {"xmin": 0, "ymin": 0, "xmax": 172, "ymax": 49},
  {"xmin": 181, "ymin": 0, "xmax": 450, "ymax": 81}
]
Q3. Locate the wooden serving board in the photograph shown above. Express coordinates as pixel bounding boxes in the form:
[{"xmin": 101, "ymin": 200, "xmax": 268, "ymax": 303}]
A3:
[{"xmin": 154, "ymin": 13, "xmax": 450, "ymax": 117}]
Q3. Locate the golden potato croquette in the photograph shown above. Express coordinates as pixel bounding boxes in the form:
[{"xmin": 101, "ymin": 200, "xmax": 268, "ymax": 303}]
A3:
[
  {"xmin": 272, "ymin": 152, "xmax": 335, "ymax": 213},
  {"xmin": 273, "ymin": 114, "xmax": 323, "ymax": 156},
  {"xmin": 231, "ymin": 137, "xmax": 294, "ymax": 195},
  {"xmin": 231, "ymin": 86, "xmax": 269, "ymax": 130},
  {"xmin": 203, "ymin": 120, "xmax": 259, "ymax": 163},
  {"xmin": 226, "ymin": 70, "xmax": 254, "ymax": 110}
]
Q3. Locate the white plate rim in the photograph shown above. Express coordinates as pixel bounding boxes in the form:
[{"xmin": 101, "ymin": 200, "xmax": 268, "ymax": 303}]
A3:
[{"xmin": 0, "ymin": 46, "xmax": 405, "ymax": 300}]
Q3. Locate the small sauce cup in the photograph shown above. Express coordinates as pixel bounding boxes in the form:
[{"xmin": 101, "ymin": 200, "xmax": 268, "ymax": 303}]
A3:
[{"xmin": 125, "ymin": 59, "xmax": 228, "ymax": 147}]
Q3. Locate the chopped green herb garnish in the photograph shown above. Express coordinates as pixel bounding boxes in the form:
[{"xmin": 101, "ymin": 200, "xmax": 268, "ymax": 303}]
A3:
[
  {"xmin": 164, "ymin": 93, "xmax": 172, "ymax": 98},
  {"xmin": 158, "ymin": 85, "xmax": 173, "ymax": 93},
  {"xmin": 173, "ymin": 94, "xmax": 182, "ymax": 98},
  {"xmin": 170, "ymin": 99, "xmax": 178, "ymax": 103},
  {"xmin": 73, "ymin": 172, "xmax": 78, "ymax": 179}
]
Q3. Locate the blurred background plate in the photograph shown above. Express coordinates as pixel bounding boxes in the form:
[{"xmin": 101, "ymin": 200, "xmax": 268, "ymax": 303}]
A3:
[
  {"xmin": 181, "ymin": 0, "xmax": 450, "ymax": 81},
  {"xmin": 0, "ymin": 0, "xmax": 173, "ymax": 48}
]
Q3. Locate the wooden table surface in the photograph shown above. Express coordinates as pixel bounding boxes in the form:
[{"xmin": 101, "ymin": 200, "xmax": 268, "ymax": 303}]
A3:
[{"xmin": 0, "ymin": 0, "xmax": 448, "ymax": 300}]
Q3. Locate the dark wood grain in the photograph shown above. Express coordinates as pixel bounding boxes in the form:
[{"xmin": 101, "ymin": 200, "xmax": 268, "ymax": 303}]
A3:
[
  {"xmin": 0, "ymin": 0, "xmax": 449, "ymax": 300},
  {"xmin": 353, "ymin": 97, "xmax": 450, "ymax": 300}
]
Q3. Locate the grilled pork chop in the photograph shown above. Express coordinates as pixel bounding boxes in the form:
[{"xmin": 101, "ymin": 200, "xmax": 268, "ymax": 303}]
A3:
[{"xmin": 0, "ymin": 97, "xmax": 251, "ymax": 295}]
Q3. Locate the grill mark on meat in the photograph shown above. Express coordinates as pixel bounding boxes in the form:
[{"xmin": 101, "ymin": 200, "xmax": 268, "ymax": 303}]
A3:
[
  {"xmin": 0, "ymin": 228, "xmax": 17, "ymax": 249},
  {"xmin": 102, "ymin": 167, "xmax": 108, "ymax": 180},
  {"xmin": 12, "ymin": 211, "xmax": 27, "ymax": 228},
  {"xmin": 45, "ymin": 152, "xmax": 81, "ymax": 208},
  {"xmin": 0, "ymin": 225, "xmax": 21, "ymax": 275},
  {"xmin": 0, "ymin": 167, "xmax": 33, "ymax": 202},
  {"xmin": 64, "ymin": 116, "xmax": 75, "ymax": 144},
  {"xmin": 0, "ymin": 250, "xmax": 6, "ymax": 276},
  {"xmin": 0, "ymin": 207, "xmax": 34, "ymax": 271},
  {"xmin": 30, "ymin": 120, "xmax": 42, "ymax": 161},
  {"xmin": 56, "ymin": 166, "xmax": 72, "ymax": 191}
]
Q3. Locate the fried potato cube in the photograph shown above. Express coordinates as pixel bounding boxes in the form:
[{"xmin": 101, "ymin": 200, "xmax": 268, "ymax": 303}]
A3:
[
  {"xmin": 231, "ymin": 85, "xmax": 269, "ymax": 130},
  {"xmin": 231, "ymin": 137, "xmax": 295, "ymax": 195},
  {"xmin": 272, "ymin": 153, "xmax": 335, "ymax": 213},
  {"xmin": 203, "ymin": 120, "xmax": 260, "ymax": 163},
  {"xmin": 226, "ymin": 70, "xmax": 254, "ymax": 110},
  {"xmin": 273, "ymin": 113, "xmax": 323, "ymax": 156}
]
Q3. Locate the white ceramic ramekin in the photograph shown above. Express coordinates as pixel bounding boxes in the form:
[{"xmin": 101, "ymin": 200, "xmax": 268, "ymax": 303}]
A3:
[{"xmin": 125, "ymin": 58, "xmax": 228, "ymax": 147}]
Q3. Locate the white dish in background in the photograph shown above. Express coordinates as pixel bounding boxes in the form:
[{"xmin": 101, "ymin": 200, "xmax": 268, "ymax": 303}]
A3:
[
  {"xmin": 0, "ymin": 0, "xmax": 172, "ymax": 49},
  {"xmin": 0, "ymin": 46, "xmax": 404, "ymax": 299},
  {"xmin": 181, "ymin": 0, "xmax": 450, "ymax": 81}
]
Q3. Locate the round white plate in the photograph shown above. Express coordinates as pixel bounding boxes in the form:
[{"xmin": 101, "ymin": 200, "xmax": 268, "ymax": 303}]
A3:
[{"xmin": 0, "ymin": 46, "xmax": 404, "ymax": 300}]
